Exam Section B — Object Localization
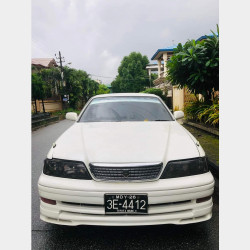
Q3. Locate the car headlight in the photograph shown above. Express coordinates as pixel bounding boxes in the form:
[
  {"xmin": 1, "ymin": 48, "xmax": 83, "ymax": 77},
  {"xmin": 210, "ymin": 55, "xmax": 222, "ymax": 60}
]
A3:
[
  {"xmin": 160, "ymin": 157, "xmax": 209, "ymax": 179},
  {"xmin": 43, "ymin": 158, "xmax": 92, "ymax": 180}
]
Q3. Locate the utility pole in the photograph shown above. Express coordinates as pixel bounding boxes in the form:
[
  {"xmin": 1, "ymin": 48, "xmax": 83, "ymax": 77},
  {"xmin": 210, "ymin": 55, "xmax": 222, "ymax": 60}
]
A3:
[
  {"xmin": 55, "ymin": 51, "xmax": 67, "ymax": 108},
  {"xmin": 55, "ymin": 51, "xmax": 65, "ymax": 72},
  {"xmin": 55, "ymin": 51, "xmax": 65, "ymax": 86}
]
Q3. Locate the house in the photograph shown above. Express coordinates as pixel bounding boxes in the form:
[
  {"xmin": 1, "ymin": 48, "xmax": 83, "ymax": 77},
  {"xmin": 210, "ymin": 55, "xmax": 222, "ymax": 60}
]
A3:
[
  {"xmin": 147, "ymin": 45, "xmax": 188, "ymax": 111},
  {"xmin": 31, "ymin": 58, "xmax": 62, "ymax": 113},
  {"xmin": 146, "ymin": 63, "xmax": 164, "ymax": 88},
  {"xmin": 32, "ymin": 58, "xmax": 58, "ymax": 72},
  {"xmin": 147, "ymin": 33, "xmax": 218, "ymax": 111},
  {"xmin": 196, "ymin": 33, "xmax": 218, "ymax": 42},
  {"xmin": 94, "ymin": 79, "xmax": 102, "ymax": 84}
]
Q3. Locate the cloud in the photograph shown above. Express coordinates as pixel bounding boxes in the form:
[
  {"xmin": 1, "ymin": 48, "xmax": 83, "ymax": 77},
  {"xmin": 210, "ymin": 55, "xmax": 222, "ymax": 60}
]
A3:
[
  {"xmin": 32, "ymin": 0, "xmax": 218, "ymax": 84},
  {"xmin": 99, "ymin": 50, "xmax": 121, "ymax": 80}
]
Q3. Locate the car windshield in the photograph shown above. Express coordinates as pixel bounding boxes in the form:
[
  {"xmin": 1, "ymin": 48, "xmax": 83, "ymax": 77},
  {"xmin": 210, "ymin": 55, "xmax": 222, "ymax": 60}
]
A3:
[{"xmin": 78, "ymin": 96, "xmax": 173, "ymax": 122}]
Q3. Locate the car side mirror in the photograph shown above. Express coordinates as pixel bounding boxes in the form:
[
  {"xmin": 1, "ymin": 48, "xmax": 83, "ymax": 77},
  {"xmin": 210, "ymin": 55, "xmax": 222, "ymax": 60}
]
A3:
[
  {"xmin": 66, "ymin": 112, "xmax": 78, "ymax": 121},
  {"xmin": 173, "ymin": 111, "xmax": 184, "ymax": 120}
]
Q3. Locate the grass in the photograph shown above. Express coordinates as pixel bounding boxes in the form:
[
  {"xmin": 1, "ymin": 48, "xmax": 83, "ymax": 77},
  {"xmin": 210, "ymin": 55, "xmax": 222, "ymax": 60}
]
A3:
[
  {"xmin": 51, "ymin": 108, "xmax": 81, "ymax": 120},
  {"xmin": 183, "ymin": 124, "xmax": 219, "ymax": 166}
]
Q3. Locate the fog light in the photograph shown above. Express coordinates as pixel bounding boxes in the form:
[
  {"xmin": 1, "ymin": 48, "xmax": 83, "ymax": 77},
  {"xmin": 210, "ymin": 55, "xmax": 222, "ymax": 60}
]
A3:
[
  {"xmin": 196, "ymin": 196, "xmax": 212, "ymax": 203},
  {"xmin": 41, "ymin": 197, "xmax": 56, "ymax": 205}
]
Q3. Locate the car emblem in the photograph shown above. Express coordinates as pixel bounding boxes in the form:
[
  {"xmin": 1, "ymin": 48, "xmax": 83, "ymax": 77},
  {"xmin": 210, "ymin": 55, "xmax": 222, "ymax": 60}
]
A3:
[{"xmin": 123, "ymin": 170, "xmax": 130, "ymax": 177}]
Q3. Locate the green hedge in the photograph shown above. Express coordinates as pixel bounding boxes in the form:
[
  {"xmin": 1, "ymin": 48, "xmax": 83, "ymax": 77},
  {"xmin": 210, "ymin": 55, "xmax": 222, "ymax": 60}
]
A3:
[
  {"xmin": 141, "ymin": 88, "xmax": 167, "ymax": 103},
  {"xmin": 51, "ymin": 108, "xmax": 81, "ymax": 117}
]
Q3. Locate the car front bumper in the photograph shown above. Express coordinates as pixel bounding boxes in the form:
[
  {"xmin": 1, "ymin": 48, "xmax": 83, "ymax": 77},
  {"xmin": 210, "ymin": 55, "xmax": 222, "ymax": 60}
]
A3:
[{"xmin": 38, "ymin": 172, "xmax": 214, "ymax": 226}]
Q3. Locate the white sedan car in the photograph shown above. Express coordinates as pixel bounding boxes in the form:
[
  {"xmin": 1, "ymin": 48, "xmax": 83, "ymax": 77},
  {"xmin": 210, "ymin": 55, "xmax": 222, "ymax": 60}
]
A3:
[{"xmin": 38, "ymin": 93, "xmax": 214, "ymax": 226}]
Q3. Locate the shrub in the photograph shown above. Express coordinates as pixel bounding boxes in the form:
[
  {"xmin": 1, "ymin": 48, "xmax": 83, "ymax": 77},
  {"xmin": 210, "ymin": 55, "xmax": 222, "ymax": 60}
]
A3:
[
  {"xmin": 198, "ymin": 103, "xmax": 219, "ymax": 125},
  {"xmin": 141, "ymin": 88, "xmax": 167, "ymax": 102},
  {"xmin": 184, "ymin": 101, "xmax": 209, "ymax": 120},
  {"xmin": 96, "ymin": 84, "xmax": 110, "ymax": 95},
  {"xmin": 51, "ymin": 108, "xmax": 81, "ymax": 117},
  {"xmin": 184, "ymin": 100, "xmax": 219, "ymax": 126}
]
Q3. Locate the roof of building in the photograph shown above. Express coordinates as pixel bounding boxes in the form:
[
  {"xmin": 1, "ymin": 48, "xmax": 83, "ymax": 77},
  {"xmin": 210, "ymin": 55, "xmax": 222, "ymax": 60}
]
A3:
[
  {"xmin": 151, "ymin": 32, "xmax": 218, "ymax": 60},
  {"xmin": 196, "ymin": 33, "xmax": 219, "ymax": 42},
  {"xmin": 32, "ymin": 58, "xmax": 58, "ymax": 68},
  {"xmin": 151, "ymin": 45, "xmax": 177, "ymax": 60}
]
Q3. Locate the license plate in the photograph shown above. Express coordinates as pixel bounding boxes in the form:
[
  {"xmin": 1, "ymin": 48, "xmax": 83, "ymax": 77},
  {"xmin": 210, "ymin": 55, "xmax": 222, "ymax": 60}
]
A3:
[{"xmin": 104, "ymin": 194, "xmax": 148, "ymax": 214}]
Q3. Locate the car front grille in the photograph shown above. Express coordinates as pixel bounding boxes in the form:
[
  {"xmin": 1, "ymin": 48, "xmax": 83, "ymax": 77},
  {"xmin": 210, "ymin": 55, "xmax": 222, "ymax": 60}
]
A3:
[{"xmin": 89, "ymin": 162, "xmax": 163, "ymax": 181}]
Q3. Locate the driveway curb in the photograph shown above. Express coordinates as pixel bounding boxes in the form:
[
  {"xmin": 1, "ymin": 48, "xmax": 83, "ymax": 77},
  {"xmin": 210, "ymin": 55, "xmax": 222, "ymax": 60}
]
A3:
[{"xmin": 183, "ymin": 121, "xmax": 219, "ymax": 137}]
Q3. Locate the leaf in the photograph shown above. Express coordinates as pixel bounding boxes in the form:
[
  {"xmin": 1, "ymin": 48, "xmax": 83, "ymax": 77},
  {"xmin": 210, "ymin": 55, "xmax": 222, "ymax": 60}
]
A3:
[{"xmin": 194, "ymin": 75, "xmax": 199, "ymax": 81}]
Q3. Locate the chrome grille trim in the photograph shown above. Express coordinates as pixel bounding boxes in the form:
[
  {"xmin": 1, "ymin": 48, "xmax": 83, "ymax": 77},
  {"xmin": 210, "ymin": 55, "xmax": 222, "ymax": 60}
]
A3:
[
  {"xmin": 91, "ymin": 162, "xmax": 162, "ymax": 167},
  {"xmin": 89, "ymin": 162, "xmax": 163, "ymax": 181}
]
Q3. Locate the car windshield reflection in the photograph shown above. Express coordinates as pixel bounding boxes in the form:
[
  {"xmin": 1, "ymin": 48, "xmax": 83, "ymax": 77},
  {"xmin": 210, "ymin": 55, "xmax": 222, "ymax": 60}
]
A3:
[{"xmin": 78, "ymin": 96, "xmax": 173, "ymax": 122}]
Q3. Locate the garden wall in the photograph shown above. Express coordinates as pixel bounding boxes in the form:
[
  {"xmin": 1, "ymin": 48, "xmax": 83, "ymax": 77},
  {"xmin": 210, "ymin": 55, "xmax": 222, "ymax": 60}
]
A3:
[{"xmin": 32, "ymin": 100, "xmax": 62, "ymax": 113}]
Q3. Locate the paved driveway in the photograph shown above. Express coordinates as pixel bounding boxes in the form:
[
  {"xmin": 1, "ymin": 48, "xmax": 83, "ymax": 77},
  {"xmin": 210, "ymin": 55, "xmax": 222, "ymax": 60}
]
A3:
[{"xmin": 32, "ymin": 120, "xmax": 219, "ymax": 250}]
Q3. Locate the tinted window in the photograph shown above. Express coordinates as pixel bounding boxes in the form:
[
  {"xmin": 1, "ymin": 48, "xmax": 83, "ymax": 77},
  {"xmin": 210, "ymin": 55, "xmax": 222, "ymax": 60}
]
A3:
[{"xmin": 79, "ymin": 96, "xmax": 173, "ymax": 122}]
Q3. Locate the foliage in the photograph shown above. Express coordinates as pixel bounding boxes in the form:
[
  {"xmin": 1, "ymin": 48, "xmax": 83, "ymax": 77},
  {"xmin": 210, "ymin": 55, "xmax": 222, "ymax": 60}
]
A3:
[
  {"xmin": 141, "ymin": 88, "xmax": 167, "ymax": 103},
  {"xmin": 198, "ymin": 103, "xmax": 219, "ymax": 125},
  {"xmin": 184, "ymin": 101, "xmax": 209, "ymax": 120},
  {"xmin": 62, "ymin": 67, "xmax": 85, "ymax": 109},
  {"xmin": 111, "ymin": 52, "xmax": 150, "ymax": 92},
  {"xmin": 184, "ymin": 100, "xmax": 219, "ymax": 126},
  {"xmin": 62, "ymin": 67, "xmax": 100, "ymax": 109},
  {"xmin": 96, "ymin": 84, "xmax": 110, "ymax": 95},
  {"xmin": 32, "ymin": 73, "xmax": 51, "ymax": 100},
  {"xmin": 39, "ymin": 68, "xmax": 61, "ymax": 96},
  {"xmin": 149, "ymin": 73, "xmax": 158, "ymax": 87},
  {"xmin": 32, "ymin": 73, "xmax": 43, "ymax": 101},
  {"xmin": 151, "ymin": 73, "xmax": 158, "ymax": 81},
  {"xmin": 32, "ymin": 73, "xmax": 51, "ymax": 113},
  {"xmin": 51, "ymin": 108, "xmax": 81, "ymax": 117},
  {"xmin": 87, "ymin": 79, "xmax": 99, "ymax": 100},
  {"xmin": 167, "ymin": 25, "xmax": 219, "ymax": 103},
  {"xmin": 32, "ymin": 66, "xmax": 110, "ymax": 110}
]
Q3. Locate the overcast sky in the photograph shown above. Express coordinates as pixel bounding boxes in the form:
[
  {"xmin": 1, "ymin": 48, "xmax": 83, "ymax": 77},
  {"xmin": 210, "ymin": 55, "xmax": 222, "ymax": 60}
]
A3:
[{"xmin": 32, "ymin": 0, "xmax": 218, "ymax": 84}]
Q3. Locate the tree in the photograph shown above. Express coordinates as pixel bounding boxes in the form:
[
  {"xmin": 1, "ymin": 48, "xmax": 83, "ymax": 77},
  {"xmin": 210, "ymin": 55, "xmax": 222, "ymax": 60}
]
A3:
[
  {"xmin": 62, "ymin": 67, "xmax": 86, "ymax": 109},
  {"xmin": 62, "ymin": 67, "xmax": 98, "ymax": 109},
  {"xmin": 87, "ymin": 79, "xmax": 99, "ymax": 99},
  {"xmin": 96, "ymin": 84, "xmax": 110, "ymax": 95},
  {"xmin": 32, "ymin": 73, "xmax": 50, "ymax": 113},
  {"xmin": 32, "ymin": 65, "xmax": 112, "ymax": 111},
  {"xmin": 167, "ymin": 26, "xmax": 219, "ymax": 103},
  {"xmin": 39, "ymin": 68, "xmax": 61, "ymax": 97},
  {"xmin": 111, "ymin": 52, "xmax": 150, "ymax": 93},
  {"xmin": 141, "ymin": 88, "xmax": 167, "ymax": 103}
]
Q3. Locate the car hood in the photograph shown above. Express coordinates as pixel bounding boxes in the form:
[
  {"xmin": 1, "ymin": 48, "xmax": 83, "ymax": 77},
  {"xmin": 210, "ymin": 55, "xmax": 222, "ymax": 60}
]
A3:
[{"xmin": 51, "ymin": 121, "xmax": 200, "ymax": 165}]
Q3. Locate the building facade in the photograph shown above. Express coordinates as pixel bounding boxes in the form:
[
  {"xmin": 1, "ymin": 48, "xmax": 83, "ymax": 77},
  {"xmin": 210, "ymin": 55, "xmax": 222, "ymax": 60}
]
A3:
[
  {"xmin": 147, "ymin": 33, "xmax": 218, "ymax": 111},
  {"xmin": 147, "ymin": 45, "xmax": 187, "ymax": 111}
]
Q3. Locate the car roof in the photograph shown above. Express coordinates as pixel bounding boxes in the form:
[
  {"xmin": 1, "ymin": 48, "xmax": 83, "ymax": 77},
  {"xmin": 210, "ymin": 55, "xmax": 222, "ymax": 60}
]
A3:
[{"xmin": 91, "ymin": 93, "xmax": 158, "ymax": 98}]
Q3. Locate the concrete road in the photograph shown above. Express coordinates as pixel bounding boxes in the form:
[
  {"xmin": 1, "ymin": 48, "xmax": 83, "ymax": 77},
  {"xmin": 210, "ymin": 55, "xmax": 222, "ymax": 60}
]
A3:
[{"xmin": 32, "ymin": 120, "xmax": 219, "ymax": 250}]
